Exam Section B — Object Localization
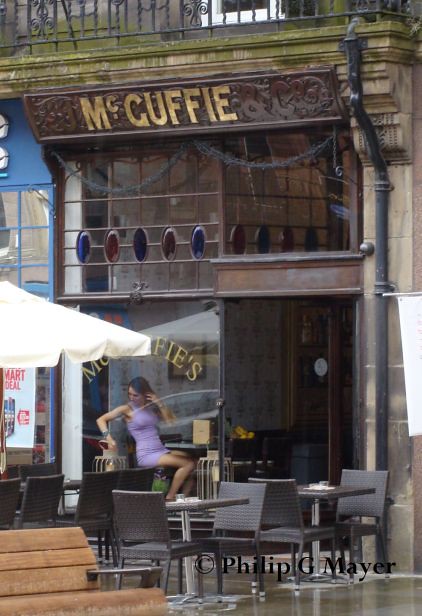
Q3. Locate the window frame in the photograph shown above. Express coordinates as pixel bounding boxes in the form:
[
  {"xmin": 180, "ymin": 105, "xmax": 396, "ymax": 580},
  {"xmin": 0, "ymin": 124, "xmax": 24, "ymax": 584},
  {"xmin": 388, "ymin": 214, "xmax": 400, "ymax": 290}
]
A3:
[{"xmin": 203, "ymin": 0, "xmax": 279, "ymax": 25}]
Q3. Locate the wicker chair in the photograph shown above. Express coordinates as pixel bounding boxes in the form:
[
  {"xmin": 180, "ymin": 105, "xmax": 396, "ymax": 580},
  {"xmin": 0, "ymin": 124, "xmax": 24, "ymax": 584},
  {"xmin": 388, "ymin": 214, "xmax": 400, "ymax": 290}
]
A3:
[
  {"xmin": 113, "ymin": 490, "xmax": 204, "ymax": 594},
  {"xmin": 17, "ymin": 474, "xmax": 64, "ymax": 529},
  {"xmin": 117, "ymin": 468, "xmax": 154, "ymax": 491},
  {"xmin": 57, "ymin": 471, "xmax": 120, "ymax": 565},
  {"xmin": 335, "ymin": 469, "xmax": 389, "ymax": 579},
  {"xmin": 199, "ymin": 481, "xmax": 267, "ymax": 597},
  {"xmin": 0, "ymin": 478, "xmax": 21, "ymax": 529},
  {"xmin": 249, "ymin": 478, "xmax": 337, "ymax": 590},
  {"xmin": 18, "ymin": 462, "xmax": 57, "ymax": 481}
]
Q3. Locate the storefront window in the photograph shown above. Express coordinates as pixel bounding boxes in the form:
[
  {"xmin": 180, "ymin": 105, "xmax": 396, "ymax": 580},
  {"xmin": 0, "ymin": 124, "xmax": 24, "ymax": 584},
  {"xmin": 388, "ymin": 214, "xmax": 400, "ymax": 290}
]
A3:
[
  {"xmin": 223, "ymin": 130, "xmax": 353, "ymax": 255},
  {"xmin": 62, "ymin": 128, "xmax": 359, "ymax": 297},
  {"xmin": 80, "ymin": 301, "xmax": 220, "ymax": 472},
  {"xmin": 63, "ymin": 147, "xmax": 219, "ymax": 295},
  {"xmin": 0, "ymin": 190, "xmax": 49, "ymax": 281}
]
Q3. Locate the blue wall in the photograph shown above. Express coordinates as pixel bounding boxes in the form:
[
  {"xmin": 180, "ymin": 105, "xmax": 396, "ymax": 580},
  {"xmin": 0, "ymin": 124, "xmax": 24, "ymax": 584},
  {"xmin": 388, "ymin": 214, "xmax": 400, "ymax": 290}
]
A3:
[
  {"xmin": 0, "ymin": 99, "xmax": 54, "ymax": 461},
  {"xmin": 0, "ymin": 99, "xmax": 51, "ymax": 186}
]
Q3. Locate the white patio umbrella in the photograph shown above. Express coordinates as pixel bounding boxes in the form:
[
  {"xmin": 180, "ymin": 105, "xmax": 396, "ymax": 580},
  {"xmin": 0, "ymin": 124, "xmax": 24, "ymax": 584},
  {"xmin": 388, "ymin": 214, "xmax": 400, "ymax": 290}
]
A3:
[
  {"xmin": 0, "ymin": 281, "xmax": 151, "ymax": 472},
  {"xmin": 0, "ymin": 281, "xmax": 151, "ymax": 367},
  {"xmin": 141, "ymin": 310, "xmax": 219, "ymax": 344}
]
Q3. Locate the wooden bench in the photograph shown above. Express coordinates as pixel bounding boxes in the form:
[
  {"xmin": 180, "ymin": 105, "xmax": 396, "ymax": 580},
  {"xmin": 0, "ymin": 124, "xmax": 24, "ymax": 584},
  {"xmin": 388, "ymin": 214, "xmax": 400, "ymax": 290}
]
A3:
[{"xmin": 0, "ymin": 527, "xmax": 167, "ymax": 616}]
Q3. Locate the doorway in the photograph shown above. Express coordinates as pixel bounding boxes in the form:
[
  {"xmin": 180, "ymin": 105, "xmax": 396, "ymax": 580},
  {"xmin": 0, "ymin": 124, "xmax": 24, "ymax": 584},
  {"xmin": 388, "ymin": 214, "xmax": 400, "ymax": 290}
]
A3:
[{"xmin": 223, "ymin": 297, "xmax": 355, "ymax": 484}]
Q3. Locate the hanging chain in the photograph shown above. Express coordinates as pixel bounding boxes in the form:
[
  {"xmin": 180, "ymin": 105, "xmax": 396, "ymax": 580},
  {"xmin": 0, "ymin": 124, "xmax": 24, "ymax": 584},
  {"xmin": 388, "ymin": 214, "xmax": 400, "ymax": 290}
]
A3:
[
  {"xmin": 51, "ymin": 135, "xmax": 334, "ymax": 197},
  {"xmin": 192, "ymin": 136, "xmax": 333, "ymax": 170},
  {"xmin": 51, "ymin": 142, "xmax": 191, "ymax": 197}
]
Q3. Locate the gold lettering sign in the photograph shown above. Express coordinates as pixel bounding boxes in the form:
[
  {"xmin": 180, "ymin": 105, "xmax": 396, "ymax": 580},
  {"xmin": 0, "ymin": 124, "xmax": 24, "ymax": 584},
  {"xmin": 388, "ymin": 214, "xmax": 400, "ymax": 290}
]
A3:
[
  {"xmin": 79, "ymin": 84, "xmax": 240, "ymax": 132},
  {"xmin": 81, "ymin": 337, "xmax": 204, "ymax": 384},
  {"xmin": 80, "ymin": 97, "xmax": 112, "ymax": 131},
  {"xmin": 152, "ymin": 337, "xmax": 204, "ymax": 382},
  {"xmin": 24, "ymin": 69, "xmax": 346, "ymax": 143}
]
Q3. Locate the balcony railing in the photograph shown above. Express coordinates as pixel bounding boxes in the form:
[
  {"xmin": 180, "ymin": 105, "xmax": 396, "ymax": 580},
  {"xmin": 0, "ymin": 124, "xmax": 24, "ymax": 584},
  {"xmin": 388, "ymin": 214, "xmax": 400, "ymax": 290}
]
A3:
[{"xmin": 0, "ymin": 1, "xmax": 414, "ymax": 55}]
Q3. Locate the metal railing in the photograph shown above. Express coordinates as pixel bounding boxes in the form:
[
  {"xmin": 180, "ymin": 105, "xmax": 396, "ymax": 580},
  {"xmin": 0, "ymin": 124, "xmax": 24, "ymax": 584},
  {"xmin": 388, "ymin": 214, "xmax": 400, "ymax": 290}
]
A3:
[{"xmin": 0, "ymin": 1, "xmax": 414, "ymax": 54}]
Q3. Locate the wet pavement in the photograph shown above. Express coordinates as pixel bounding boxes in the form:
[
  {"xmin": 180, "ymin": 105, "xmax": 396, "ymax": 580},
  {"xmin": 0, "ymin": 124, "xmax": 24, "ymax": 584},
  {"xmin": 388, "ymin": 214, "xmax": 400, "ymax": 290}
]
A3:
[
  {"xmin": 100, "ymin": 550, "xmax": 422, "ymax": 615},
  {"xmin": 165, "ymin": 572, "xmax": 422, "ymax": 615}
]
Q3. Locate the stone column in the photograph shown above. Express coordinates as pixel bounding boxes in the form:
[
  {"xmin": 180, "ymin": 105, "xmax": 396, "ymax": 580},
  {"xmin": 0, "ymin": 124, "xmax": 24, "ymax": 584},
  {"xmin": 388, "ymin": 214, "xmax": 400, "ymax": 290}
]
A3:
[
  {"xmin": 412, "ymin": 62, "xmax": 422, "ymax": 572},
  {"xmin": 350, "ymin": 68, "xmax": 413, "ymax": 570}
]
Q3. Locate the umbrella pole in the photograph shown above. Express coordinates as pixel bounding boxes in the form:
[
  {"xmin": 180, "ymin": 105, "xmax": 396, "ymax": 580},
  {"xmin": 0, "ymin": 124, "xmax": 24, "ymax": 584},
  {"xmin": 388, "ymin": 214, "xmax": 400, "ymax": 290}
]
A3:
[{"xmin": 0, "ymin": 368, "xmax": 6, "ymax": 478}]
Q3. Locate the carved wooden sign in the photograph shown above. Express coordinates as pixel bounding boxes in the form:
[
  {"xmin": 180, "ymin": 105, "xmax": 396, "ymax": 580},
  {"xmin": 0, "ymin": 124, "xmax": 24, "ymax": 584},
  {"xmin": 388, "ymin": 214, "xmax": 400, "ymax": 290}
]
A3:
[{"xmin": 24, "ymin": 68, "xmax": 346, "ymax": 143}]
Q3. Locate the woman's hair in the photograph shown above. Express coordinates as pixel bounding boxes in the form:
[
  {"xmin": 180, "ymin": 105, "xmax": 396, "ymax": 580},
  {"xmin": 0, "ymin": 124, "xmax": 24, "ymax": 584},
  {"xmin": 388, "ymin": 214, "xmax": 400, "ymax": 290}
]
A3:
[
  {"xmin": 128, "ymin": 376, "xmax": 175, "ymax": 423},
  {"xmin": 128, "ymin": 376, "xmax": 153, "ymax": 396}
]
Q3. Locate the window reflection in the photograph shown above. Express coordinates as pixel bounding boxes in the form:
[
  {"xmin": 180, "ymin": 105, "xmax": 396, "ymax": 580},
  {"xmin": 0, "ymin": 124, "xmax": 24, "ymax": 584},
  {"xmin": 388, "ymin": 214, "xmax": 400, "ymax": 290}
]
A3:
[
  {"xmin": 21, "ymin": 190, "xmax": 49, "ymax": 227},
  {"xmin": 81, "ymin": 301, "xmax": 220, "ymax": 472},
  {"xmin": 0, "ymin": 193, "xmax": 10, "ymax": 250},
  {"xmin": 224, "ymin": 131, "xmax": 352, "ymax": 255}
]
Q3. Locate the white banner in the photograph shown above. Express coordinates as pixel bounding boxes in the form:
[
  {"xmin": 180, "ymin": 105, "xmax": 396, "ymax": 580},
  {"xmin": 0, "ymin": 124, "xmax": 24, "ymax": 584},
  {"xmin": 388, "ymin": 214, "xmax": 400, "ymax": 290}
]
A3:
[
  {"xmin": 397, "ymin": 295, "xmax": 422, "ymax": 436},
  {"xmin": 4, "ymin": 367, "xmax": 36, "ymax": 448}
]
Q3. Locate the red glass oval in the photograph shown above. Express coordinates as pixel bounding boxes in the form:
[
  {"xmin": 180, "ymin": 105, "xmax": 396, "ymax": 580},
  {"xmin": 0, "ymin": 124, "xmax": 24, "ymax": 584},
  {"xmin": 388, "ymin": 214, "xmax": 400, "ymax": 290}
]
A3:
[
  {"xmin": 280, "ymin": 226, "xmax": 295, "ymax": 252},
  {"xmin": 162, "ymin": 227, "xmax": 177, "ymax": 261},
  {"xmin": 231, "ymin": 224, "xmax": 246, "ymax": 255},
  {"xmin": 104, "ymin": 229, "xmax": 120, "ymax": 263}
]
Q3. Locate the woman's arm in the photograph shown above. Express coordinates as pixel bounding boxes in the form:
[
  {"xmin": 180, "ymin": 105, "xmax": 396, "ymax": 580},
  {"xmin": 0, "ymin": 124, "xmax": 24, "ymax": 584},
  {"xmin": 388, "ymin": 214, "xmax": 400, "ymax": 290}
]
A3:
[
  {"xmin": 145, "ymin": 392, "xmax": 176, "ymax": 423},
  {"xmin": 96, "ymin": 404, "xmax": 130, "ymax": 451}
]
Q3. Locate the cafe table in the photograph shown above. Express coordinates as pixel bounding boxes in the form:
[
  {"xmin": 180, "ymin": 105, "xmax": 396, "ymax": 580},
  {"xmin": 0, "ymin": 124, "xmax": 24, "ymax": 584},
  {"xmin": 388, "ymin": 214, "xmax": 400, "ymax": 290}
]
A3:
[
  {"xmin": 297, "ymin": 484, "xmax": 376, "ymax": 581},
  {"xmin": 165, "ymin": 495, "xmax": 249, "ymax": 600}
]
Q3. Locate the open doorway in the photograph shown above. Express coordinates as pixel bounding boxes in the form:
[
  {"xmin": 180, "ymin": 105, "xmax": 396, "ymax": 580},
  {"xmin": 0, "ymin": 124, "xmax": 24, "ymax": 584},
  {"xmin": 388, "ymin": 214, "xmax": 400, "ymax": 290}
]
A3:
[{"xmin": 224, "ymin": 297, "xmax": 355, "ymax": 484}]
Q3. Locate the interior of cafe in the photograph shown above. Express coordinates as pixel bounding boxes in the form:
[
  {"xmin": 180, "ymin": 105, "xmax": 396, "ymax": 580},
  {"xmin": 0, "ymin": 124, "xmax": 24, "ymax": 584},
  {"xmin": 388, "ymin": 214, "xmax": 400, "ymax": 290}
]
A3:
[{"xmin": 80, "ymin": 295, "xmax": 355, "ymax": 488}]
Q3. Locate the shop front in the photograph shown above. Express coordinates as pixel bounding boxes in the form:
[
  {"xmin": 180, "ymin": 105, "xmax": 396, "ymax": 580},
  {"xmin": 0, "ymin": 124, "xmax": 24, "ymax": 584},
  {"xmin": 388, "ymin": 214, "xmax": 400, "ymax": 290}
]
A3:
[
  {"xmin": 23, "ymin": 67, "xmax": 363, "ymax": 483},
  {"xmin": 0, "ymin": 99, "xmax": 54, "ymax": 473}
]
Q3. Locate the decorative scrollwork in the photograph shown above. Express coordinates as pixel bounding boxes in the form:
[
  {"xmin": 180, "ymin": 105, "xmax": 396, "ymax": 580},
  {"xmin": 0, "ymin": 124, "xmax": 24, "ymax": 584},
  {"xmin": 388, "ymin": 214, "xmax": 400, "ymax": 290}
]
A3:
[
  {"xmin": 129, "ymin": 281, "xmax": 149, "ymax": 305},
  {"xmin": 183, "ymin": 0, "xmax": 208, "ymax": 27},
  {"xmin": 25, "ymin": 69, "xmax": 345, "ymax": 142},
  {"xmin": 30, "ymin": 0, "xmax": 55, "ymax": 39}
]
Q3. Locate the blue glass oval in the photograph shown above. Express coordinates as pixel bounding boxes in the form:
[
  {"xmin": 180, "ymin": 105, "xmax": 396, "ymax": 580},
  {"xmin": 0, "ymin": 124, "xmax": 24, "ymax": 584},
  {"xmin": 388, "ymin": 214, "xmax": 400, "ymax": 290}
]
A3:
[
  {"xmin": 231, "ymin": 224, "xmax": 246, "ymax": 255},
  {"xmin": 304, "ymin": 226, "xmax": 319, "ymax": 252},
  {"xmin": 133, "ymin": 227, "xmax": 148, "ymax": 262},
  {"xmin": 76, "ymin": 231, "xmax": 91, "ymax": 264},
  {"xmin": 191, "ymin": 225, "xmax": 206, "ymax": 260},
  {"xmin": 162, "ymin": 227, "xmax": 177, "ymax": 261},
  {"xmin": 104, "ymin": 229, "xmax": 120, "ymax": 263},
  {"xmin": 256, "ymin": 225, "xmax": 271, "ymax": 254}
]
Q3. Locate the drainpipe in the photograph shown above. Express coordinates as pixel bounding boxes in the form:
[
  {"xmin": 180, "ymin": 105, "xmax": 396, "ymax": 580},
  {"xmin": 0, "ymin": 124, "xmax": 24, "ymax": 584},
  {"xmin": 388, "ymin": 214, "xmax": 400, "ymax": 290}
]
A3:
[{"xmin": 342, "ymin": 18, "xmax": 392, "ymax": 472}]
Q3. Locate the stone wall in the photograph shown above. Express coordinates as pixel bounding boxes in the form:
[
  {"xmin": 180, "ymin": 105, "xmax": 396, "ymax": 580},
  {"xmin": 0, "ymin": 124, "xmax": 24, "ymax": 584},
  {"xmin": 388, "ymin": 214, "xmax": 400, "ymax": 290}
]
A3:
[
  {"xmin": 412, "ymin": 61, "xmax": 422, "ymax": 572},
  {"xmin": 361, "ymin": 161, "xmax": 414, "ymax": 571}
]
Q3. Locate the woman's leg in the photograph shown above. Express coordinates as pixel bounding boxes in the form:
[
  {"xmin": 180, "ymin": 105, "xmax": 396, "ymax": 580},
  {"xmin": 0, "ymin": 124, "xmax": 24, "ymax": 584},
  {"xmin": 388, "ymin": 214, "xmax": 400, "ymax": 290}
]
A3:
[
  {"xmin": 156, "ymin": 452, "xmax": 196, "ymax": 500},
  {"xmin": 169, "ymin": 451, "xmax": 198, "ymax": 496}
]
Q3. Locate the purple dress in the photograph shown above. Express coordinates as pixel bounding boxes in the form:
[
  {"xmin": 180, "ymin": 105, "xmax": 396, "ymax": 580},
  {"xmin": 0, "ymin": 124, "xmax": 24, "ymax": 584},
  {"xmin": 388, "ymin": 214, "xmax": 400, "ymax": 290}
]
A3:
[{"xmin": 127, "ymin": 403, "xmax": 169, "ymax": 468}]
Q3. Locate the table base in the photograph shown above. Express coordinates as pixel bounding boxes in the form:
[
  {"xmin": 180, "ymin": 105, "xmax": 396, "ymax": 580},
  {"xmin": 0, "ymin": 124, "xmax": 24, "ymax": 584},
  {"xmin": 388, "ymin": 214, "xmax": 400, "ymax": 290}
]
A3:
[{"xmin": 168, "ymin": 593, "xmax": 246, "ymax": 606}]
